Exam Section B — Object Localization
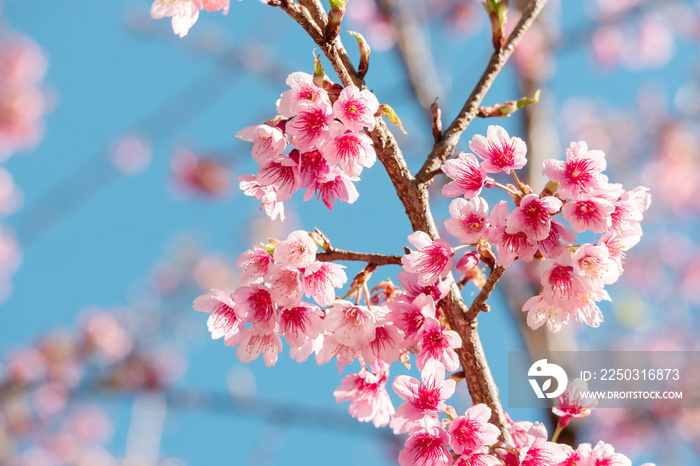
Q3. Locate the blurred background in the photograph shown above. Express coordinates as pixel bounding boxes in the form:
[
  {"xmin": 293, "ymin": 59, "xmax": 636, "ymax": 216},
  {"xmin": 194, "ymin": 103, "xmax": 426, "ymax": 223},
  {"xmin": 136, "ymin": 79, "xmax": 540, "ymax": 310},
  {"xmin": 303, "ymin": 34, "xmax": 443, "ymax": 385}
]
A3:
[{"xmin": 0, "ymin": 0, "xmax": 698, "ymax": 464}]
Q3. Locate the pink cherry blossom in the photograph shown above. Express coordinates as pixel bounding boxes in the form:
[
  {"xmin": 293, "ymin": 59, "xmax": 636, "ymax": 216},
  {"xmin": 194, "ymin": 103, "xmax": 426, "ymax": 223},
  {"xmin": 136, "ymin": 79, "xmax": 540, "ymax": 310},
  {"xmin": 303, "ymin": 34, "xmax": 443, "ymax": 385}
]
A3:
[
  {"xmin": 402, "ymin": 231, "xmax": 454, "ymax": 286},
  {"xmin": 561, "ymin": 195, "xmax": 615, "ymax": 233},
  {"xmin": 522, "ymin": 294, "xmax": 571, "ymax": 332},
  {"xmin": 286, "ymin": 99, "xmax": 334, "ymax": 151},
  {"xmin": 506, "ymin": 194, "xmax": 562, "ymax": 242},
  {"xmin": 553, "ymin": 378, "xmax": 597, "ymax": 427},
  {"xmin": 334, "ymin": 366, "xmax": 395, "ymax": 427},
  {"xmin": 398, "ymin": 270, "xmax": 451, "ymax": 303},
  {"xmin": 236, "ymin": 244, "xmax": 274, "ymax": 285},
  {"xmin": 231, "ymin": 284, "xmax": 277, "ymax": 330},
  {"xmin": 489, "ymin": 201, "xmax": 538, "ymax": 267},
  {"xmin": 235, "ymin": 324, "xmax": 283, "ymax": 367},
  {"xmin": 201, "ymin": 0, "xmax": 229, "ymax": 14},
  {"xmin": 151, "ymin": 0, "xmax": 200, "ymax": 38},
  {"xmin": 236, "ymin": 124, "xmax": 286, "ymax": 164},
  {"xmin": 542, "ymin": 141, "xmax": 608, "ymax": 199},
  {"xmin": 610, "ymin": 186, "xmax": 651, "ymax": 235},
  {"xmin": 469, "ymin": 125, "xmax": 527, "ymax": 174},
  {"xmin": 398, "ymin": 426, "xmax": 452, "ymax": 466},
  {"xmin": 303, "ymin": 167, "xmax": 359, "ymax": 210},
  {"xmin": 501, "ymin": 422, "xmax": 568, "ymax": 466},
  {"xmin": 572, "ymin": 244, "xmax": 620, "ymax": 290},
  {"xmin": 444, "ymin": 197, "xmax": 490, "ymax": 244},
  {"xmin": 448, "ymin": 404, "xmax": 500, "ymax": 454},
  {"xmin": 364, "ymin": 321, "xmax": 404, "ymax": 365},
  {"xmin": 238, "ymin": 174, "xmax": 285, "ymax": 221},
  {"xmin": 537, "ymin": 220, "xmax": 576, "ymax": 260},
  {"xmin": 441, "ymin": 152, "xmax": 489, "ymax": 198},
  {"xmin": 386, "ymin": 293, "xmax": 436, "ymax": 347},
  {"xmin": 277, "ymin": 72, "xmax": 327, "ymax": 118},
  {"xmin": 278, "ymin": 302, "xmax": 325, "ymax": 348},
  {"xmin": 193, "ymin": 289, "xmax": 242, "ymax": 342},
  {"xmin": 332, "ymin": 86, "xmax": 379, "ymax": 131},
  {"xmin": 578, "ymin": 441, "xmax": 632, "ymax": 466},
  {"xmin": 324, "ymin": 300, "xmax": 376, "ymax": 348},
  {"xmin": 297, "ymin": 149, "xmax": 332, "ymax": 188},
  {"xmin": 256, "ymin": 155, "xmax": 300, "ymax": 202},
  {"xmin": 321, "ymin": 122, "xmax": 376, "ymax": 177},
  {"xmin": 264, "ymin": 264, "xmax": 304, "ymax": 307},
  {"xmin": 416, "ymin": 317, "xmax": 461, "ymax": 372},
  {"xmin": 315, "ymin": 334, "xmax": 364, "ymax": 372},
  {"xmin": 273, "ymin": 230, "xmax": 317, "ymax": 269},
  {"xmin": 302, "ymin": 260, "xmax": 347, "ymax": 307},
  {"xmin": 393, "ymin": 359, "xmax": 456, "ymax": 422},
  {"xmin": 453, "ymin": 449, "xmax": 501, "ymax": 466},
  {"xmin": 541, "ymin": 251, "xmax": 589, "ymax": 309},
  {"xmin": 559, "ymin": 443, "xmax": 592, "ymax": 466}
]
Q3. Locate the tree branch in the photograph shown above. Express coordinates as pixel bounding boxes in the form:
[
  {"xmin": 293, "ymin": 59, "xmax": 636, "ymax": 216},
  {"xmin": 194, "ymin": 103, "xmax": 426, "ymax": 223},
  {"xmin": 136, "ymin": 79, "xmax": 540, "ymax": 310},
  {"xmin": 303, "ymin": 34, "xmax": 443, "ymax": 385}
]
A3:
[
  {"xmin": 316, "ymin": 248, "xmax": 402, "ymax": 266},
  {"xmin": 415, "ymin": 0, "xmax": 549, "ymax": 185}
]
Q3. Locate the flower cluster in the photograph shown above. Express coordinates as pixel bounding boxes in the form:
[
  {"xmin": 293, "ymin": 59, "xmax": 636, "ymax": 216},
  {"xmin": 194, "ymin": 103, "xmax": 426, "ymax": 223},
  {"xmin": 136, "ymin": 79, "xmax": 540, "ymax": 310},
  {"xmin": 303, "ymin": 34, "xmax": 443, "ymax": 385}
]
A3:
[
  {"xmin": 440, "ymin": 125, "xmax": 650, "ymax": 333},
  {"xmin": 150, "ymin": 0, "xmax": 230, "ymax": 38},
  {"xmin": 237, "ymin": 72, "xmax": 379, "ymax": 221}
]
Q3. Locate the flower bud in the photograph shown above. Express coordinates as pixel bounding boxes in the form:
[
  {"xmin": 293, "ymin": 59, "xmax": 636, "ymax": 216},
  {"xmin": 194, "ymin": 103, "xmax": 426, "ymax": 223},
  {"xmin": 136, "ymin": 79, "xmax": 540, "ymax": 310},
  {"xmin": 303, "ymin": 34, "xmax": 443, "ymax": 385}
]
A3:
[
  {"xmin": 456, "ymin": 252, "xmax": 480, "ymax": 274},
  {"xmin": 377, "ymin": 104, "xmax": 407, "ymax": 134},
  {"xmin": 325, "ymin": 0, "xmax": 348, "ymax": 43},
  {"xmin": 348, "ymin": 30, "xmax": 370, "ymax": 80},
  {"xmin": 430, "ymin": 98, "xmax": 442, "ymax": 142}
]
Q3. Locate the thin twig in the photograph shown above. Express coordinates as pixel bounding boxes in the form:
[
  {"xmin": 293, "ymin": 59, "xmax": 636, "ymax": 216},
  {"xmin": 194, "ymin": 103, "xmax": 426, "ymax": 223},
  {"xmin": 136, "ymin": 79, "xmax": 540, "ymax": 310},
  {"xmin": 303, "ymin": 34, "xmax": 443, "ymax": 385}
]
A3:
[
  {"xmin": 316, "ymin": 248, "xmax": 402, "ymax": 266},
  {"xmin": 415, "ymin": 0, "xmax": 549, "ymax": 185}
]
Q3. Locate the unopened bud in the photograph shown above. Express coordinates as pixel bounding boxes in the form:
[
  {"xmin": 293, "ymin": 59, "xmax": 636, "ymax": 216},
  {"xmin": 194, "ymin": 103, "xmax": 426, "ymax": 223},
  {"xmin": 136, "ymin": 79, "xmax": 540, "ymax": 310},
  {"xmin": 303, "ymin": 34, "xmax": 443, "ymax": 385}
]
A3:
[
  {"xmin": 325, "ymin": 1, "xmax": 347, "ymax": 43},
  {"xmin": 456, "ymin": 251, "xmax": 480, "ymax": 274},
  {"xmin": 431, "ymin": 98, "xmax": 442, "ymax": 142},
  {"xmin": 309, "ymin": 227, "xmax": 331, "ymax": 251},
  {"xmin": 482, "ymin": 0, "xmax": 508, "ymax": 51},
  {"xmin": 313, "ymin": 52, "xmax": 325, "ymax": 88},
  {"xmin": 300, "ymin": 4, "xmax": 312, "ymax": 22},
  {"xmin": 348, "ymin": 30, "xmax": 370, "ymax": 80},
  {"xmin": 541, "ymin": 180, "xmax": 559, "ymax": 198}
]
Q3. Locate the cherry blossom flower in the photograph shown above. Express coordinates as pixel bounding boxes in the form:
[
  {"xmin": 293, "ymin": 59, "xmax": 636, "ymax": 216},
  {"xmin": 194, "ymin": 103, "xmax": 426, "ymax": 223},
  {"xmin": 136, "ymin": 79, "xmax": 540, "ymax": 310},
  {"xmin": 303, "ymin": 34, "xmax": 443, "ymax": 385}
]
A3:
[
  {"xmin": 238, "ymin": 174, "xmax": 285, "ymax": 221},
  {"xmin": 303, "ymin": 167, "xmax": 359, "ymax": 210},
  {"xmin": 151, "ymin": 0, "xmax": 200, "ymax": 38},
  {"xmin": 316, "ymin": 334, "xmax": 364, "ymax": 372},
  {"xmin": 278, "ymin": 302, "xmax": 325, "ymax": 348},
  {"xmin": 332, "ymin": 85, "xmax": 379, "ymax": 132},
  {"xmin": 321, "ymin": 122, "xmax": 376, "ymax": 177},
  {"xmin": 416, "ymin": 317, "xmax": 461, "ymax": 372},
  {"xmin": 364, "ymin": 321, "xmax": 404, "ymax": 365},
  {"xmin": 236, "ymin": 124, "xmax": 287, "ymax": 164},
  {"xmin": 522, "ymin": 294, "xmax": 571, "ymax": 332},
  {"xmin": 277, "ymin": 72, "xmax": 327, "ymax": 118},
  {"xmin": 469, "ymin": 125, "xmax": 527, "ymax": 174},
  {"xmin": 286, "ymin": 99, "xmax": 334, "ymax": 152},
  {"xmin": 398, "ymin": 426, "xmax": 452, "ymax": 466},
  {"xmin": 302, "ymin": 260, "xmax": 347, "ymax": 307},
  {"xmin": 506, "ymin": 194, "xmax": 562, "ymax": 242},
  {"xmin": 264, "ymin": 264, "xmax": 304, "ymax": 307},
  {"xmin": 393, "ymin": 359, "xmax": 456, "ymax": 423},
  {"xmin": 553, "ymin": 378, "xmax": 597, "ymax": 427},
  {"xmin": 334, "ymin": 365, "xmax": 395, "ymax": 427},
  {"xmin": 297, "ymin": 149, "xmax": 332, "ymax": 188},
  {"xmin": 441, "ymin": 152, "xmax": 489, "ymax": 198},
  {"xmin": 541, "ymin": 252, "xmax": 586, "ymax": 308},
  {"xmin": 542, "ymin": 141, "xmax": 609, "ymax": 200},
  {"xmin": 193, "ymin": 289, "xmax": 242, "ymax": 342},
  {"xmin": 402, "ymin": 231, "xmax": 454, "ymax": 286},
  {"xmin": 231, "ymin": 284, "xmax": 277, "ymax": 330},
  {"xmin": 559, "ymin": 443, "xmax": 592, "ymax": 466},
  {"xmin": 561, "ymin": 195, "xmax": 615, "ymax": 233},
  {"xmin": 236, "ymin": 243, "xmax": 274, "ymax": 285},
  {"xmin": 273, "ymin": 230, "xmax": 317, "ymax": 269},
  {"xmin": 235, "ymin": 324, "xmax": 283, "ymax": 367},
  {"xmin": 398, "ymin": 271, "xmax": 451, "ymax": 303},
  {"xmin": 386, "ymin": 293, "xmax": 436, "ymax": 347},
  {"xmin": 489, "ymin": 201, "xmax": 538, "ymax": 267},
  {"xmin": 578, "ymin": 441, "xmax": 632, "ymax": 466},
  {"xmin": 537, "ymin": 220, "xmax": 576, "ymax": 260},
  {"xmin": 501, "ymin": 422, "xmax": 568, "ymax": 466},
  {"xmin": 448, "ymin": 404, "xmax": 500, "ymax": 454},
  {"xmin": 324, "ymin": 300, "xmax": 376, "ymax": 349},
  {"xmin": 256, "ymin": 155, "xmax": 301, "ymax": 202},
  {"xmin": 453, "ymin": 449, "xmax": 501, "ymax": 466},
  {"xmin": 572, "ymin": 244, "xmax": 620, "ymax": 290},
  {"xmin": 444, "ymin": 197, "xmax": 490, "ymax": 244}
]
